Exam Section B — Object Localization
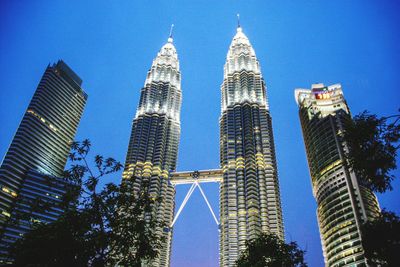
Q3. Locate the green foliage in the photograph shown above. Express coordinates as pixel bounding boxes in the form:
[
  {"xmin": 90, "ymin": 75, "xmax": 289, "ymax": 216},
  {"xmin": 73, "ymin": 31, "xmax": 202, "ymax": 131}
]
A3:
[
  {"xmin": 343, "ymin": 110, "xmax": 400, "ymax": 193},
  {"xmin": 106, "ymin": 179, "xmax": 165, "ymax": 266},
  {"xmin": 362, "ymin": 210, "xmax": 400, "ymax": 266},
  {"xmin": 236, "ymin": 233, "xmax": 307, "ymax": 267},
  {"xmin": 9, "ymin": 210, "xmax": 91, "ymax": 267},
  {"xmin": 9, "ymin": 139, "xmax": 164, "ymax": 267}
]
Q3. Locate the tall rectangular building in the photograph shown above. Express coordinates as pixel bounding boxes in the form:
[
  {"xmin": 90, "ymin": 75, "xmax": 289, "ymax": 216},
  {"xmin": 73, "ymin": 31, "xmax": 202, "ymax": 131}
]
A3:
[
  {"xmin": 295, "ymin": 83, "xmax": 380, "ymax": 267},
  {"xmin": 0, "ymin": 169, "xmax": 75, "ymax": 263},
  {"xmin": 0, "ymin": 60, "xmax": 87, "ymax": 257},
  {"xmin": 219, "ymin": 26, "xmax": 284, "ymax": 267},
  {"xmin": 122, "ymin": 36, "xmax": 181, "ymax": 267}
]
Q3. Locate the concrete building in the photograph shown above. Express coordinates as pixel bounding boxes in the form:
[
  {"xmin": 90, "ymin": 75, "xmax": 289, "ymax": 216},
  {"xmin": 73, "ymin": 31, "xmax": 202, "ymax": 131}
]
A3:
[{"xmin": 295, "ymin": 83, "xmax": 380, "ymax": 267}]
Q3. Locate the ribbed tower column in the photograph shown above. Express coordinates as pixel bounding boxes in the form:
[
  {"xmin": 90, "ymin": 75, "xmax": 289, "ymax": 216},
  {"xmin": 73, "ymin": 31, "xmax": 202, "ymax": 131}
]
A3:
[
  {"xmin": 122, "ymin": 35, "xmax": 181, "ymax": 267},
  {"xmin": 295, "ymin": 84, "xmax": 380, "ymax": 267},
  {"xmin": 219, "ymin": 26, "xmax": 284, "ymax": 266}
]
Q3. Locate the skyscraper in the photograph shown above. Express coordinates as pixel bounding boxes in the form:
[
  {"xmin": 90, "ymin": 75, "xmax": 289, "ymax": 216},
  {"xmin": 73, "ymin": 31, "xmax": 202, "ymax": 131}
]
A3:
[
  {"xmin": 295, "ymin": 83, "xmax": 380, "ymax": 267},
  {"xmin": 219, "ymin": 25, "xmax": 284, "ymax": 266},
  {"xmin": 0, "ymin": 60, "xmax": 87, "ymax": 256},
  {"xmin": 0, "ymin": 169, "xmax": 76, "ymax": 263},
  {"xmin": 122, "ymin": 34, "xmax": 181, "ymax": 266}
]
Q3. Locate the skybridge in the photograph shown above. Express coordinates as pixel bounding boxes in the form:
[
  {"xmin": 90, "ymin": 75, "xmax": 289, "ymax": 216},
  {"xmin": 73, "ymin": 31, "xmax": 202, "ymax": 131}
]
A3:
[{"xmin": 169, "ymin": 169, "xmax": 223, "ymax": 228}]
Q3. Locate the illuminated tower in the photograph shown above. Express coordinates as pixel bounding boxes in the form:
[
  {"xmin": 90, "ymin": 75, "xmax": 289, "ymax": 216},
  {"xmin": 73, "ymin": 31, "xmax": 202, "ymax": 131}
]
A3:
[
  {"xmin": 0, "ymin": 61, "xmax": 87, "ymax": 258},
  {"xmin": 295, "ymin": 83, "xmax": 380, "ymax": 267},
  {"xmin": 219, "ymin": 24, "xmax": 284, "ymax": 266},
  {"xmin": 122, "ymin": 32, "xmax": 181, "ymax": 266}
]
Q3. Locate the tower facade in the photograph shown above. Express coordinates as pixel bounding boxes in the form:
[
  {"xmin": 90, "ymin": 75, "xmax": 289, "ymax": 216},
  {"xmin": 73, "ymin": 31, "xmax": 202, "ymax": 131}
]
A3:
[
  {"xmin": 122, "ymin": 36, "xmax": 181, "ymax": 266},
  {"xmin": 295, "ymin": 83, "xmax": 380, "ymax": 267},
  {"xmin": 219, "ymin": 26, "xmax": 284, "ymax": 266},
  {"xmin": 0, "ymin": 170, "xmax": 75, "ymax": 264},
  {"xmin": 0, "ymin": 61, "xmax": 87, "ymax": 256}
]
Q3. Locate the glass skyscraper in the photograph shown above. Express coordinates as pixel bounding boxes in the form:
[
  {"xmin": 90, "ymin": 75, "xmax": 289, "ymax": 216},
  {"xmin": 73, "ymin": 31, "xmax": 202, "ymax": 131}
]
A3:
[
  {"xmin": 219, "ymin": 25, "xmax": 284, "ymax": 266},
  {"xmin": 0, "ymin": 60, "xmax": 87, "ymax": 258},
  {"xmin": 122, "ymin": 35, "xmax": 181, "ymax": 267},
  {"xmin": 295, "ymin": 83, "xmax": 380, "ymax": 267},
  {"xmin": 0, "ymin": 169, "xmax": 76, "ymax": 263}
]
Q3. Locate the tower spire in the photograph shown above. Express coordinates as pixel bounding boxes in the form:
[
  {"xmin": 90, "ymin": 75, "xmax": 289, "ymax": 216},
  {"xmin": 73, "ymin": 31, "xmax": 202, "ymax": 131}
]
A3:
[
  {"xmin": 168, "ymin": 24, "xmax": 174, "ymax": 43},
  {"xmin": 237, "ymin": 14, "xmax": 240, "ymax": 28}
]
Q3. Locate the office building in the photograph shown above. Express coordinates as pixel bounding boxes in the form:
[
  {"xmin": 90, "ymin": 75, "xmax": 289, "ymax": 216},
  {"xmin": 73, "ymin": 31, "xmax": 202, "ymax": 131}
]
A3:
[
  {"xmin": 122, "ymin": 35, "xmax": 181, "ymax": 266},
  {"xmin": 219, "ymin": 25, "xmax": 284, "ymax": 266},
  {"xmin": 295, "ymin": 83, "xmax": 380, "ymax": 267},
  {"xmin": 0, "ymin": 60, "xmax": 87, "ymax": 258},
  {"xmin": 0, "ymin": 169, "xmax": 75, "ymax": 263}
]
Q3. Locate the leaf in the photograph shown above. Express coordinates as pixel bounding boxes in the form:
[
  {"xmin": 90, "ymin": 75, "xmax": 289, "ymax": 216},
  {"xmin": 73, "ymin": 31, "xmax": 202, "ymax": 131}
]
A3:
[{"xmin": 343, "ymin": 110, "xmax": 400, "ymax": 193}]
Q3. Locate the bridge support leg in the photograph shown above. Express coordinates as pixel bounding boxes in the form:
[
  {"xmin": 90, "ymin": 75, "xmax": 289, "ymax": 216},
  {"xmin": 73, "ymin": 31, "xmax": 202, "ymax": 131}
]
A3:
[
  {"xmin": 170, "ymin": 182, "xmax": 197, "ymax": 227},
  {"xmin": 196, "ymin": 181, "xmax": 220, "ymax": 226}
]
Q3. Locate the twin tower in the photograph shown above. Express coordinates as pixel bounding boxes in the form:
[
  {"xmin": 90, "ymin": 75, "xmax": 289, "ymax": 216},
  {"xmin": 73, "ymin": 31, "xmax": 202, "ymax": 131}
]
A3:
[{"xmin": 122, "ymin": 25, "xmax": 283, "ymax": 266}]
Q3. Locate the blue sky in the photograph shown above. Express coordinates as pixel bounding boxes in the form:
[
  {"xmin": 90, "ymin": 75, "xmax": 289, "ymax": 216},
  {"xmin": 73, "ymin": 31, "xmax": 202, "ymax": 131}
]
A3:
[{"xmin": 1, "ymin": 1, "xmax": 399, "ymax": 266}]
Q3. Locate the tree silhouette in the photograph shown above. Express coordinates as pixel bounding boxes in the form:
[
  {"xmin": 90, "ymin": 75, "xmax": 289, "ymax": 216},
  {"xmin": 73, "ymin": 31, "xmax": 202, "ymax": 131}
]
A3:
[
  {"xmin": 343, "ymin": 110, "xmax": 400, "ymax": 193},
  {"xmin": 9, "ymin": 140, "xmax": 164, "ymax": 266},
  {"xmin": 362, "ymin": 210, "xmax": 400, "ymax": 266},
  {"xmin": 236, "ymin": 233, "xmax": 307, "ymax": 267}
]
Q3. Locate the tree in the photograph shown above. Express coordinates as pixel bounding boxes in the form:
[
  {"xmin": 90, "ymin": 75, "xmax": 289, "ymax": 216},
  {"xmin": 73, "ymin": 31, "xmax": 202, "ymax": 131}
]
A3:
[
  {"xmin": 362, "ymin": 210, "xmax": 400, "ymax": 266},
  {"xmin": 9, "ymin": 210, "xmax": 91, "ymax": 267},
  {"xmin": 236, "ymin": 233, "xmax": 307, "ymax": 267},
  {"xmin": 342, "ymin": 110, "xmax": 400, "ymax": 266},
  {"xmin": 343, "ymin": 110, "xmax": 400, "ymax": 193},
  {"xmin": 106, "ymin": 179, "xmax": 165, "ymax": 266},
  {"xmin": 9, "ymin": 140, "xmax": 164, "ymax": 267}
]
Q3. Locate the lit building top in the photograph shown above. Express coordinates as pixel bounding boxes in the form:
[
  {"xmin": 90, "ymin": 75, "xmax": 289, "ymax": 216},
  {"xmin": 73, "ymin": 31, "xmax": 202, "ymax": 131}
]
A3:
[
  {"xmin": 224, "ymin": 27, "xmax": 260, "ymax": 77},
  {"xmin": 221, "ymin": 26, "xmax": 267, "ymax": 112},
  {"xmin": 136, "ymin": 35, "xmax": 182, "ymax": 122},
  {"xmin": 294, "ymin": 83, "xmax": 349, "ymax": 119},
  {"xmin": 144, "ymin": 37, "xmax": 180, "ymax": 88}
]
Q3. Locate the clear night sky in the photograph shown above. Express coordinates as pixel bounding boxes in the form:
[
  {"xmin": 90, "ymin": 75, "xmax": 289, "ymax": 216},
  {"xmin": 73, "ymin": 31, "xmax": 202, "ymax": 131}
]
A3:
[{"xmin": 1, "ymin": 1, "xmax": 399, "ymax": 266}]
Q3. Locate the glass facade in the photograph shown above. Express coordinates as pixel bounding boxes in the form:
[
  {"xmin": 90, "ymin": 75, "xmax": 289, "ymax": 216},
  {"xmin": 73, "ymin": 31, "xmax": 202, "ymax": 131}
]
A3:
[
  {"xmin": 0, "ymin": 60, "xmax": 87, "ymax": 260},
  {"xmin": 0, "ymin": 169, "xmax": 75, "ymax": 263},
  {"xmin": 295, "ymin": 84, "xmax": 380, "ymax": 267},
  {"xmin": 219, "ymin": 26, "xmax": 284, "ymax": 267},
  {"xmin": 122, "ymin": 36, "xmax": 181, "ymax": 267}
]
